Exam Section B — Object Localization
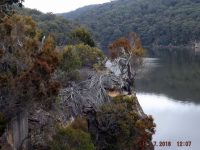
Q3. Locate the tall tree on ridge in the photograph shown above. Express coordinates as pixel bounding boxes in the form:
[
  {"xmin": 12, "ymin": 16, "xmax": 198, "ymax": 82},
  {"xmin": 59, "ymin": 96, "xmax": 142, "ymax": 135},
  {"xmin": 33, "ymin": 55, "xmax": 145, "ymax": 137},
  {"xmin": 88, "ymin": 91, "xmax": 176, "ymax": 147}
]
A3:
[{"xmin": 108, "ymin": 32, "xmax": 144, "ymax": 94}]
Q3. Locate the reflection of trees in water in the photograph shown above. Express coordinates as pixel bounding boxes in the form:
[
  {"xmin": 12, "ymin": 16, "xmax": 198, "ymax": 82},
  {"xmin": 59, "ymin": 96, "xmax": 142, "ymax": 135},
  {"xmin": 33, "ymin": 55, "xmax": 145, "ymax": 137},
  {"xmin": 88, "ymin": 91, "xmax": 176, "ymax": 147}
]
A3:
[{"xmin": 136, "ymin": 48, "xmax": 200, "ymax": 103}]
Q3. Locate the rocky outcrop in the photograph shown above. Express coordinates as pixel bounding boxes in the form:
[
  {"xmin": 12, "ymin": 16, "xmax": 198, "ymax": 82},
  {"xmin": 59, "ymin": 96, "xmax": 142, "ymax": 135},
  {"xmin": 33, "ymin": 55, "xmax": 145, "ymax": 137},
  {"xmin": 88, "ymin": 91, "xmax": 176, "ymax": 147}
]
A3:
[
  {"xmin": 0, "ymin": 70, "xmax": 155, "ymax": 150},
  {"xmin": 0, "ymin": 103, "xmax": 71, "ymax": 150},
  {"xmin": 0, "ymin": 111, "xmax": 28, "ymax": 150},
  {"xmin": 28, "ymin": 103, "xmax": 72, "ymax": 149}
]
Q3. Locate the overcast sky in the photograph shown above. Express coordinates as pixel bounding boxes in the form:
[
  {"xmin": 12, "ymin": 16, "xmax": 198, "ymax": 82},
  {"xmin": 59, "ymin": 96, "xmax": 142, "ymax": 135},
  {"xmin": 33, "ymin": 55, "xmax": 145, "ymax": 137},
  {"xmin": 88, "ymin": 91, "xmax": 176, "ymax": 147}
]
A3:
[{"xmin": 24, "ymin": 0, "xmax": 111, "ymax": 13}]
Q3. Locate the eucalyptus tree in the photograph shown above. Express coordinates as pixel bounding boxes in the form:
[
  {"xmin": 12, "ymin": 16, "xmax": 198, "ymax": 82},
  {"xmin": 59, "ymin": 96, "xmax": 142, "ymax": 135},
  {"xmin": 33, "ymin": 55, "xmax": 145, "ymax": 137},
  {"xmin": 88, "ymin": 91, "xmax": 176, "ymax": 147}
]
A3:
[{"xmin": 107, "ymin": 32, "xmax": 144, "ymax": 94}]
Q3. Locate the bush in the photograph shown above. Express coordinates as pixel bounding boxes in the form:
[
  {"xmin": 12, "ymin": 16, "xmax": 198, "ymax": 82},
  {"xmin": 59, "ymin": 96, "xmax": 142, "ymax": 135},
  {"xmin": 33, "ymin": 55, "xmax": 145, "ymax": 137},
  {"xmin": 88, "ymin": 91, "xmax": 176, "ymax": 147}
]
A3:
[
  {"xmin": 87, "ymin": 95, "xmax": 156, "ymax": 150},
  {"xmin": 50, "ymin": 127, "xmax": 94, "ymax": 150},
  {"xmin": 69, "ymin": 27, "xmax": 96, "ymax": 47},
  {"xmin": 59, "ymin": 45, "xmax": 82, "ymax": 72},
  {"xmin": 75, "ymin": 44, "xmax": 105, "ymax": 67},
  {"xmin": 70, "ymin": 116, "xmax": 88, "ymax": 132},
  {"xmin": 59, "ymin": 44, "xmax": 105, "ymax": 70}
]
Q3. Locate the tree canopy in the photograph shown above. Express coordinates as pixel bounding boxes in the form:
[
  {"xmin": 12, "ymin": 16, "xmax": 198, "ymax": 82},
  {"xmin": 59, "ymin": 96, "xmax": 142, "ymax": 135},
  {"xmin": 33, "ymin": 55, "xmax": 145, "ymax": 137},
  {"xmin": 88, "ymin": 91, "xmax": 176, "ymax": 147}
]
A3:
[
  {"xmin": 69, "ymin": 27, "xmax": 96, "ymax": 47},
  {"xmin": 16, "ymin": 8, "xmax": 81, "ymax": 46},
  {"xmin": 0, "ymin": 14, "xmax": 60, "ymax": 117},
  {"xmin": 0, "ymin": 0, "xmax": 23, "ymax": 17},
  {"xmin": 61, "ymin": 0, "xmax": 200, "ymax": 51}
]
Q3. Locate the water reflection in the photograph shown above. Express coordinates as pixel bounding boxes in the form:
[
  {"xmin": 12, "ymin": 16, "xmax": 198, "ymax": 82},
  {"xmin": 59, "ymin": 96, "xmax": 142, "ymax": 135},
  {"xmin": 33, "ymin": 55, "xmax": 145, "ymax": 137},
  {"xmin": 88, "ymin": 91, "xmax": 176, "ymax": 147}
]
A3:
[
  {"xmin": 136, "ymin": 48, "xmax": 200, "ymax": 103},
  {"xmin": 137, "ymin": 93, "xmax": 200, "ymax": 150}
]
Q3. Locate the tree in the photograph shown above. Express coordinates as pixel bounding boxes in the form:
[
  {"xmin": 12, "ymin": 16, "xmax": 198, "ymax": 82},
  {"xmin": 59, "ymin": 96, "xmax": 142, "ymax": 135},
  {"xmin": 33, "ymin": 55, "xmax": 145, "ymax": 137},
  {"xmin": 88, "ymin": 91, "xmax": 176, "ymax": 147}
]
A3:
[
  {"xmin": 0, "ymin": 15, "xmax": 60, "ymax": 118},
  {"xmin": 61, "ymin": 0, "xmax": 200, "ymax": 48},
  {"xmin": 108, "ymin": 32, "xmax": 144, "ymax": 94},
  {"xmin": 0, "ymin": 14, "xmax": 40, "ymax": 116},
  {"xmin": 0, "ymin": 0, "xmax": 23, "ymax": 6},
  {"xmin": 0, "ymin": 0, "xmax": 23, "ymax": 18},
  {"xmin": 15, "ymin": 35, "xmax": 60, "ymax": 108},
  {"xmin": 58, "ymin": 44, "xmax": 105, "ymax": 86},
  {"xmin": 16, "ymin": 7, "xmax": 80, "ymax": 46},
  {"xmin": 72, "ymin": 44, "xmax": 104, "ymax": 67},
  {"xmin": 69, "ymin": 27, "xmax": 96, "ymax": 47},
  {"xmin": 59, "ymin": 45, "xmax": 82, "ymax": 72}
]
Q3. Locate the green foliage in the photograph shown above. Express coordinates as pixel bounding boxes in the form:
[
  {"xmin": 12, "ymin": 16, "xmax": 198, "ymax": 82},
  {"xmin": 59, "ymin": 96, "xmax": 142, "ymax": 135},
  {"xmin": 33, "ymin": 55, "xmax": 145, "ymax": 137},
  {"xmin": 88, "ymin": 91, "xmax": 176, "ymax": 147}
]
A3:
[
  {"xmin": 0, "ymin": 0, "xmax": 23, "ymax": 6},
  {"xmin": 0, "ymin": 14, "xmax": 39, "ymax": 89},
  {"xmin": 113, "ymin": 95, "xmax": 134, "ymax": 109},
  {"xmin": 62, "ymin": 0, "xmax": 200, "ymax": 50},
  {"xmin": 69, "ymin": 27, "xmax": 96, "ymax": 47},
  {"xmin": 60, "ymin": 44, "xmax": 104, "ymax": 70},
  {"xmin": 74, "ymin": 44, "xmax": 104, "ymax": 67},
  {"xmin": 0, "ymin": 0, "xmax": 23, "ymax": 17},
  {"xmin": 16, "ymin": 8, "xmax": 80, "ymax": 46},
  {"xmin": 88, "ymin": 95, "xmax": 155, "ymax": 150},
  {"xmin": 56, "ymin": 70, "xmax": 80, "ymax": 87},
  {"xmin": 15, "ymin": 35, "xmax": 60, "ymax": 107},
  {"xmin": 59, "ymin": 45, "xmax": 82, "ymax": 72},
  {"xmin": 50, "ymin": 127, "xmax": 95, "ymax": 150},
  {"xmin": 0, "ymin": 15, "xmax": 60, "ymax": 116},
  {"xmin": 58, "ymin": 44, "xmax": 104, "ymax": 85},
  {"xmin": 58, "ymin": 45, "xmax": 82, "ymax": 85}
]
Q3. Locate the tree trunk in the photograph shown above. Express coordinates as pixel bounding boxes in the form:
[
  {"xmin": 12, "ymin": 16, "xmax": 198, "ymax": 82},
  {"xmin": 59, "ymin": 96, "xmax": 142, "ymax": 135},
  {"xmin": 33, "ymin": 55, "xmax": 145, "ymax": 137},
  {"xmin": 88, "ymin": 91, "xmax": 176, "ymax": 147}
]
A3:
[
  {"xmin": 6, "ymin": 111, "xmax": 29, "ymax": 150},
  {"xmin": 127, "ymin": 63, "xmax": 132, "ymax": 95}
]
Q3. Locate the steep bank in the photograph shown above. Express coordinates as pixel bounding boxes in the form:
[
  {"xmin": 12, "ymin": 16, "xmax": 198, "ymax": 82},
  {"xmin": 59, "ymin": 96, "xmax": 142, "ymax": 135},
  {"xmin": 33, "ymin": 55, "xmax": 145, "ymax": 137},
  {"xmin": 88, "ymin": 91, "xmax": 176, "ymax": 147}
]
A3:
[{"xmin": 0, "ymin": 70, "xmax": 155, "ymax": 150}]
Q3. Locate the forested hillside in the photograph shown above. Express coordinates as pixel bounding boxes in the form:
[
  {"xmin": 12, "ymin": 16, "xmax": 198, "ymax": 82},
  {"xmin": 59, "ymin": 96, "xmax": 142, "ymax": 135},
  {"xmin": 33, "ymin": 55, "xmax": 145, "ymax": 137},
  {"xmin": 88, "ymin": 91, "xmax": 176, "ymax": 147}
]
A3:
[
  {"xmin": 16, "ymin": 8, "xmax": 81, "ymax": 45},
  {"xmin": 61, "ymin": 0, "xmax": 200, "ymax": 50}
]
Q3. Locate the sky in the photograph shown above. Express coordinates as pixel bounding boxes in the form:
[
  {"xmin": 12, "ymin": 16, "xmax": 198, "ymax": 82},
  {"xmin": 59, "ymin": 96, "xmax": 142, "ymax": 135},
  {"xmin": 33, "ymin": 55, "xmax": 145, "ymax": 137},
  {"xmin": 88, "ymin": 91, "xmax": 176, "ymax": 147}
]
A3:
[{"xmin": 24, "ymin": 0, "xmax": 111, "ymax": 13}]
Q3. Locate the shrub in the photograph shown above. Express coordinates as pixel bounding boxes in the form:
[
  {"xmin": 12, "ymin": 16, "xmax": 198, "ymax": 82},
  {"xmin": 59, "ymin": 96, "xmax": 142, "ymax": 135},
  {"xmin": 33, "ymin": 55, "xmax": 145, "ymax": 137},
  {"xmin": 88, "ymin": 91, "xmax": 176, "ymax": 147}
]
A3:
[
  {"xmin": 59, "ymin": 45, "xmax": 82, "ymax": 72},
  {"xmin": 75, "ymin": 44, "xmax": 105, "ymax": 67},
  {"xmin": 69, "ymin": 27, "xmax": 96, "ymax": 47},
  {"xmin": 59, "ymin": 44, "xmax": 104, "ymax": 70},
  {"xmin": 50, "ymin": 127, "xmax": 94, "ymax": 150},
  {"xmin": 87, "ymin": 95, "xmax": 155, "ymax": 150},
  {"xmin": 71, "ymin": 116, "xmax": 88, "ymax": 132}
]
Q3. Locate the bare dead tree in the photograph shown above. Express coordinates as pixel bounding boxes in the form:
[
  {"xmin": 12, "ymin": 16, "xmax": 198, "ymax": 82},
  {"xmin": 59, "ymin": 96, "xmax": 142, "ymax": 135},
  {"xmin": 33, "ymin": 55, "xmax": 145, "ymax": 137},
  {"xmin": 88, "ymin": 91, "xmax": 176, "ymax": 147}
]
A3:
[{"xmin": 59, "ymin": 73, "xmax": 126, "ymax": 117}]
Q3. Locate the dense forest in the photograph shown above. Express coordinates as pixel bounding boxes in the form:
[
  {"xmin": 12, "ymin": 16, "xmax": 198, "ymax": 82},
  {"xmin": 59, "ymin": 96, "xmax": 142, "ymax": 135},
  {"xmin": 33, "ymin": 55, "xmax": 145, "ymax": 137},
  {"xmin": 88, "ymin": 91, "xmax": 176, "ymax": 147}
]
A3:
[
  {"xmin": 61, "ymin": 0, "xmax": 200, "ymax": 51},
  {"xmin": 16, "ymin": 7, "xmax": 87, "ymax": 46}
]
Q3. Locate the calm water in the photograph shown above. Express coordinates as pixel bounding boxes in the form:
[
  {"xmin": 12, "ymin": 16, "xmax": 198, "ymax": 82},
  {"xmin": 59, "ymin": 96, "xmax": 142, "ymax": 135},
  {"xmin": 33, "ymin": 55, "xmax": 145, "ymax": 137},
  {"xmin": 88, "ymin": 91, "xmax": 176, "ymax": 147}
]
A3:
[
  {"xmin": 137, "ymin": 93, "xmax": 200, "ymax": 150},
  {"xmin": 136, "ymin": 48, "xmax": 200, "ymax": 150}
]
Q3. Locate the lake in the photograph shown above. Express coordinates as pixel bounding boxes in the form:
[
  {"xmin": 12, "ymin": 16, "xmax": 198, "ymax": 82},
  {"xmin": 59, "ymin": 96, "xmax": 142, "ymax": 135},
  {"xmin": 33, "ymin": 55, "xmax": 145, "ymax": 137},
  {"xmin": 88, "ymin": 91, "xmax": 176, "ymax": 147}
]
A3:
[{"xmin": 136, "ymin": 48, "xmax": 200, "ymax": 150}]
